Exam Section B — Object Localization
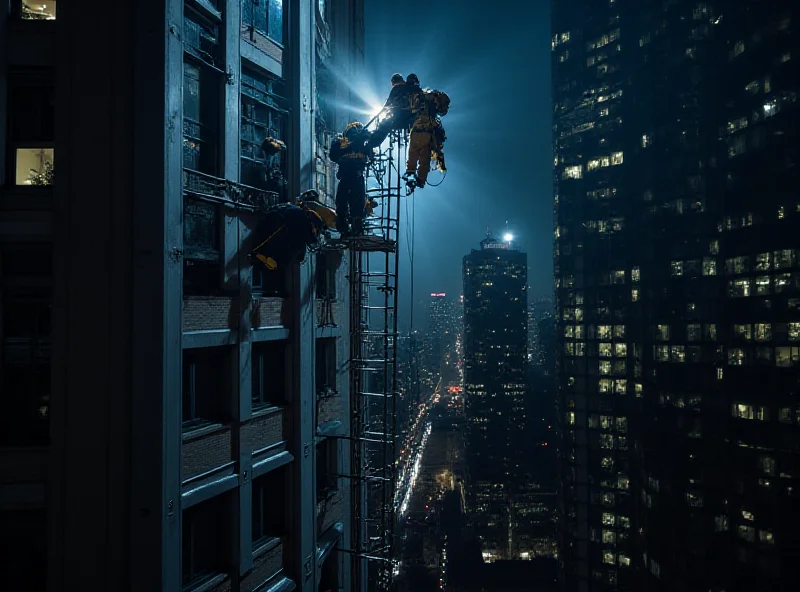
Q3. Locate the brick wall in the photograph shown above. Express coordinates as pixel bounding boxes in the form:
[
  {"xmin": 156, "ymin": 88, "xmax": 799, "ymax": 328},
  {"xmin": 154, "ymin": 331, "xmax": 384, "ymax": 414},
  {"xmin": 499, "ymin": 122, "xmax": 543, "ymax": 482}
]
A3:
[
  {"xmin": 317, "ymin": 394, "xmax": 343, "ymax": 427},
  {"xmin": 182, "ymin": 427, "xmax": 232, "ymax": 480},
  {"xmin": 241, "ymin": 29, "xmax": 283, "ymax": 64},
  {"xmin": 240, "ymin": 542, "xmax": 283, "ymax": 592},
  {"xmin": 241, "ymin": 410, "xmax": 284, "ymax": 451},
  {"xmin": 183, "ymin": 296, "xmax": 288, "ymax": 331},
  {"xmin": 318, "ymin": 490, "xmax": 345, "ymax": 534},
  {"xmin": 183, "ymin": 297, "xmax": 238, "ymax": 332},
  {"xmin": 315, "ymin": 298, "xmax": 345, "ymax": 328},
  {"xmin": 251, "ymin": 296, "xmax": 286, "ymax": 328}
]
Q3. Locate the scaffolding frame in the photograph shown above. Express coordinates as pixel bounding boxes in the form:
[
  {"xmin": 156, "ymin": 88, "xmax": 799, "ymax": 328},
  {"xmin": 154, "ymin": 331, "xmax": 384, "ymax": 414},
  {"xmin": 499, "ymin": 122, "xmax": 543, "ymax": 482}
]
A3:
[{"xmin": 339, "ymin": 129, "xmax": 405, "ymax": 592}]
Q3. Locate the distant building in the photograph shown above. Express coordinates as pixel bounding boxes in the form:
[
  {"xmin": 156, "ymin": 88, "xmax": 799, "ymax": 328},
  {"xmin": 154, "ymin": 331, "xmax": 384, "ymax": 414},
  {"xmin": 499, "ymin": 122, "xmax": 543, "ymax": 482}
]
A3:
[
  {"xmin": 553, "ymin": 1, "xmax": 800, "ymax": 590},
  {"xmin": 422, "ymin": 293, "xmax": 462, "ymax": 395},
  {"xmin": 462, "ymin": 234, "xmax": 528, "ymax": 560}
]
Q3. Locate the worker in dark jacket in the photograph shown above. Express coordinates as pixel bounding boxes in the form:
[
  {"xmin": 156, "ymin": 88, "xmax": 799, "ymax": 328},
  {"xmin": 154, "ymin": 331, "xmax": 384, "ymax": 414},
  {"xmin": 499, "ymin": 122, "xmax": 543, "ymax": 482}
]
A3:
[
  {"xmin": 368, "ymin": 74, "xmax": 417, "ymax": 148},
  {"xmin": 329, "ymin": 121, "xmax": 372, "ymax": 237},
  {"xmin": 248, "ymin": 202, "xmax": 326, "ymax": 271}
]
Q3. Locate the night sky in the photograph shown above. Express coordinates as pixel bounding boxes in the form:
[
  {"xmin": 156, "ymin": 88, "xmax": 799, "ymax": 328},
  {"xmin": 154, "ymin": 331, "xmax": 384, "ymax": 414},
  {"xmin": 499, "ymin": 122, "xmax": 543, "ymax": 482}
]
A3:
[{"xmin": 362, "ymin": 0, "xmax": 553, "ymax": 327}]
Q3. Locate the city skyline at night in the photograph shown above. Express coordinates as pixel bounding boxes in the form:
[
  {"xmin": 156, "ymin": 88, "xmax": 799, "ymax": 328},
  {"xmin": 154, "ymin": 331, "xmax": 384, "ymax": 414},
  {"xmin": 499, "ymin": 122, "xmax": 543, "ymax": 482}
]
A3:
[{"xmin": 2, "ymin": 2, "xmax": 799, "ymax": 592}]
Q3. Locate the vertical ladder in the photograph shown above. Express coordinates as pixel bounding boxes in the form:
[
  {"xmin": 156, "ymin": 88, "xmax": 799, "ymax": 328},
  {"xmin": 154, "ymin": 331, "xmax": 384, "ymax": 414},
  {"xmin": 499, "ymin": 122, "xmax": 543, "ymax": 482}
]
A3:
[{"xmin": 348, "ymin": 129, "xmax": 405, "ymax": 592}]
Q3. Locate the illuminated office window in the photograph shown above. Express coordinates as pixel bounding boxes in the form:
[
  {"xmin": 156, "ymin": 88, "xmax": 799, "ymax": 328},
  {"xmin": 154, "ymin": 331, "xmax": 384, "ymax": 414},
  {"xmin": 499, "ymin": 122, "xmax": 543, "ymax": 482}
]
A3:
[{"xmin": 21, "ymin": 1, "xmax": 57, "ymax": 19}]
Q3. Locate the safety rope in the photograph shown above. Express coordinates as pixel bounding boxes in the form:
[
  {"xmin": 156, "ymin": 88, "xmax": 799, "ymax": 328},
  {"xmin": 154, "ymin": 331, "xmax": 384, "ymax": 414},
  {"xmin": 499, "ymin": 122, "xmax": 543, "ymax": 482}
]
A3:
[{"xmin": 426, "ymin": 170, "xmax": 447, "ymax": 187}]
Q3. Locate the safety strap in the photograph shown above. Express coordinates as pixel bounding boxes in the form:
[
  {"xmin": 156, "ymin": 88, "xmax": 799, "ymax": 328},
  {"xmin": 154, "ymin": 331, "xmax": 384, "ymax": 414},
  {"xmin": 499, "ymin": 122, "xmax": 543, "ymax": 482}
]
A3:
[{"xmin": 252, "ymin": 224, "xmax": 287, "ymax": 253}]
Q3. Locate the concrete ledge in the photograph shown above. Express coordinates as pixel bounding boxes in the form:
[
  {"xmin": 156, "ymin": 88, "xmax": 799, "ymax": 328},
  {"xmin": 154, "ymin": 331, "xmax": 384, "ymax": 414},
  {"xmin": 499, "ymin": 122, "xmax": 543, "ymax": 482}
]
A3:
[
  {"xmin": 315, "ymin": 325, "xmax": 341, "ymax": 339},
  {"xmin": 251, "ymin": 327, "xmax": 290, "ymax": 343},
  {"xmin": 181, "ymin": 472, "xmax": 238, "ymax": 510},
  {"xmin": 183, "ymin": 329, "xmax": 238, "ymax": 349},
  {"xmin": 316, "ymin": 420, "xmax": 343, "ymax": 438},
  {"xmin": 252, "ymin": 448, "xmax": 293, "ymax": 479},
  {"xmin": 181, "ymin": 460, "xmax": 237, "ymax": 508},
  {"xmin": 256, "ymin": 574, "xmax": 295, "ymax": 592},
  {"xmin": 316, "ymin": 522, "xmax": 343, "ymax": 564}
]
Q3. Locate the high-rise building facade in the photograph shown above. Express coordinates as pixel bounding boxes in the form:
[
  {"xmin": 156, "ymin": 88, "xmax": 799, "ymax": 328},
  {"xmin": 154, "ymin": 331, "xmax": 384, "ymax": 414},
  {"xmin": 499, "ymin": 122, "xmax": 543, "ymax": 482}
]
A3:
[
  {"xmin": 0, "ymin": 1, "xmax": 363, "ymax": 591},
  {"xmin": 553, "ymin": 1, "xmax": 799, "ymax": 590},
  {"xmin": 422, "ymin": 293, "xmax": 462, "ymax": 395},
  {"xmin": 463, "ymin": 235, "xmax": 528, "ymax": 560}
]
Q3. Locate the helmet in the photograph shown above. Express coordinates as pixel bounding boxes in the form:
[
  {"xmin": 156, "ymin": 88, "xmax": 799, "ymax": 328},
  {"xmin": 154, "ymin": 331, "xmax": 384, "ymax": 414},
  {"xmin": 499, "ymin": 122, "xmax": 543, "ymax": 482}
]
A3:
[
  {"xmin": 406, "ymin": 73, "xmax": 420, "ymax": 86},
  {"xmin": 391, "ymin": 73, "xmax": 404, "ymax": 85}
]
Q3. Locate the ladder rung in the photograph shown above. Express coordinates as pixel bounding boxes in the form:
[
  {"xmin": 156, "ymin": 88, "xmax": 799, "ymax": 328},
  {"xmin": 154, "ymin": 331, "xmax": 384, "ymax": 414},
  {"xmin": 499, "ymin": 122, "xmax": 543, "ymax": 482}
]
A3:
[
  {"xmin": 359, "ymin": 391, "xmax": 396, "ymax": 398},
  {"xmin": 353, "ymin": 359, "xmax": 396, "ymax": 364}
]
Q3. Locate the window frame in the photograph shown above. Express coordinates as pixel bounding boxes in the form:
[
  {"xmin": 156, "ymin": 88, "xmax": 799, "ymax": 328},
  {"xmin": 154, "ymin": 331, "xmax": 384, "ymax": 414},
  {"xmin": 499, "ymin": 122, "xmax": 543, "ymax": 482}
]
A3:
[
  {"xmin": 252, "ymin": 340, "xmax": 288, "ymax": 409},
  {"xmin": 240, "ymin": 66, "xmax": 289, "ymax": 192},
  {"xmin": 316, "ymin": 436, "xmax": 339, "ymax": 502},
  {"xmin": 242, "ymin": 0, "xmax": 285, "ymax": 46},
  {"xmin": 252, "ymin": 467, "xmax": 287, "ymax": 545},
  {"xmin": 182, "ymin": 494, "xmax": 230, "ymax": 587},
  {"xmin": 181, "ymin": 346, "xmax": 231, "ymax": 431},
  {"xmin": 182, "ymin": 57, "xmax": 222, "ymax": 176},
  {"xmin": 315, "ymin": 337, "xmax": 337, "ymax": 395}
]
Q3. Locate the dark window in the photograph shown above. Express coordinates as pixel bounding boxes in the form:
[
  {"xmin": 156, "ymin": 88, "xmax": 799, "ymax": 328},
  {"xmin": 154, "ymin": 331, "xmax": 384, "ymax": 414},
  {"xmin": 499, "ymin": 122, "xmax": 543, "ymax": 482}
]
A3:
[
  {"xmin": 0, "ymin": 509, "xmax": 47, "ymax": 591},
  {"xmin": 1, "ymin": 244, "xmax": 53, "ymax": 276},
  {"xmin": 182, "ymin": 494, "xmax": 230, "ymax": 587},
  {"xmin": 183, "ymin": 59, "xmax": 220, "ymax": 175},
  {"xmin": 6, "ymin": 74, "xmax": 55, "ymax": 185},
  {"xmin": 315, "ymin": 338, "xmax": 337, "ymax": 394},
  {"xmin": 316, "ymin": 437, "xmax": 338, "ymax": 502},
  {"xmin": 182, "ymin": 347, "xmax": 230, "ymax": 430},
  {"xmin": 251, "ymin": 258, "xmax": 288, "ymax": 297},
  {"xmin": 242, "ymin": 0, "xmax": 284, "ymax": 44},
  {"xmin": 240, "ymin": 67, "xmax": 288, "ymax": 194},
  {"xmin": 252, "ymin": 467, "xmax": 288, "ymax": 544},
  {"xmin": 183, "ymin": 8, "xmax": 222, "ymax": 68},
  {"xmin": 252, "ymin": 340, "xmax": 287, "ymax": 408},
  {"xmin": 1, "ymin": 290, "xmax": 51, "ymax": 446},
  {"xmin": 183, "ymin": 198, "xmax": 221, "ymax": 295},
  {"xmin": 315, "ymin": 252, "xmax": 336, "ymax": 299}
]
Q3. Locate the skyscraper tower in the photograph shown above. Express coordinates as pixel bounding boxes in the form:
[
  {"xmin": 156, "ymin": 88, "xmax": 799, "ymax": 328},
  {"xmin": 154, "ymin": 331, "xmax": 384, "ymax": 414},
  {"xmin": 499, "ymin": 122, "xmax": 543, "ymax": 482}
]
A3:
[
  {"xmin": 0, "ymin": 2, "xmax": 364, "ymax": 591},
  {"xmin": 462, "ymin": 234, "xmax": 528, "ymax": 560},
  {"xmin": 553, "ymin": 1, "xmax": 800, "ymax": 590}
]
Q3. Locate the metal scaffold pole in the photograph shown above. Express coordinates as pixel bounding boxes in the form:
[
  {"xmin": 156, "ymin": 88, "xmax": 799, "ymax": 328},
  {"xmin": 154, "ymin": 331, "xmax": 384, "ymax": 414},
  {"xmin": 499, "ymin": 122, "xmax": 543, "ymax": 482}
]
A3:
[{"xmin": 346, "ymin": 129, "xmax": 405, "ymax": 592}]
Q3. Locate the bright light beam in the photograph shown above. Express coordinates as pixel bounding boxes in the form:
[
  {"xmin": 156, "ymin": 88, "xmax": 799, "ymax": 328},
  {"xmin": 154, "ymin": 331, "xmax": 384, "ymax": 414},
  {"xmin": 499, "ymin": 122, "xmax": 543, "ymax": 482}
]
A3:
[{"xmin": 503, "ymin": 233, "xmax": 514, "ymax": 242}]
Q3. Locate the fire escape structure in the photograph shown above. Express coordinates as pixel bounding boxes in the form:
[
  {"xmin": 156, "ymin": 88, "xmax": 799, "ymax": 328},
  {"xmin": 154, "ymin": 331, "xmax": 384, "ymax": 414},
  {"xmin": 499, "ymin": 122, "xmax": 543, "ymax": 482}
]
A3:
[{"xmin": 334, "ymin": 128, "xmax": 406, "ymax": 592}]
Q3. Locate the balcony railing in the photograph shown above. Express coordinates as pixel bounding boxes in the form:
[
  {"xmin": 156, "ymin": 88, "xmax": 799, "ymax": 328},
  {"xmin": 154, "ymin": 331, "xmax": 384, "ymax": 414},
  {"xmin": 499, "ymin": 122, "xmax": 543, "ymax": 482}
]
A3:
[{"xmin": 183, "ymin": 168, "xmax": 284, "ymax": 212}]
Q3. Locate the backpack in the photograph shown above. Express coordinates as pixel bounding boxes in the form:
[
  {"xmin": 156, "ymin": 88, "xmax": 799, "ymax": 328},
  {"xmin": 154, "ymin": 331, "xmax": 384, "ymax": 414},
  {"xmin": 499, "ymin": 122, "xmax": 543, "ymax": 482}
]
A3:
[{"xmin": 430, "ymin": 90, "xmax": 450, "ymax": 116}]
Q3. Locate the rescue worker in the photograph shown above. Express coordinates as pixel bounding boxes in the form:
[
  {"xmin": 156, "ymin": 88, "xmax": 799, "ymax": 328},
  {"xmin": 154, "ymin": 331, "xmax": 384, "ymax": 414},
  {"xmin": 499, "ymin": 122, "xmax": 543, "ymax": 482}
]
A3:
[
  {"xmin": 248, "ymin": 202, "xmax": 326, "ymax": 271},
  {"xmin": 369, "ymin": 74, "xmax": 416, "ymax": 148},
  {"xmin": 404, "ymin": 88, "xmax": 437, "ymax": 189},
  {"xmin": 329, "ymin": 121, "xmax": 372, "ymax": 237},
  {"xmin": 297, "ymin": 189, "xmax": 337, "ymax": 230},
  {"xmin": 382, "ymin": 73, "xmax": 408, "ymax": 110}
]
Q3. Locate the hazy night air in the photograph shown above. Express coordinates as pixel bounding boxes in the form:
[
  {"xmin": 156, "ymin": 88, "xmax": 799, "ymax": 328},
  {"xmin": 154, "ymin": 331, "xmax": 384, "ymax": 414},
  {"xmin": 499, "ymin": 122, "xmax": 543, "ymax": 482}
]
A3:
[{"xmin": 364, "ymin": 0, "xmax": 553, "ymax": 325}]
